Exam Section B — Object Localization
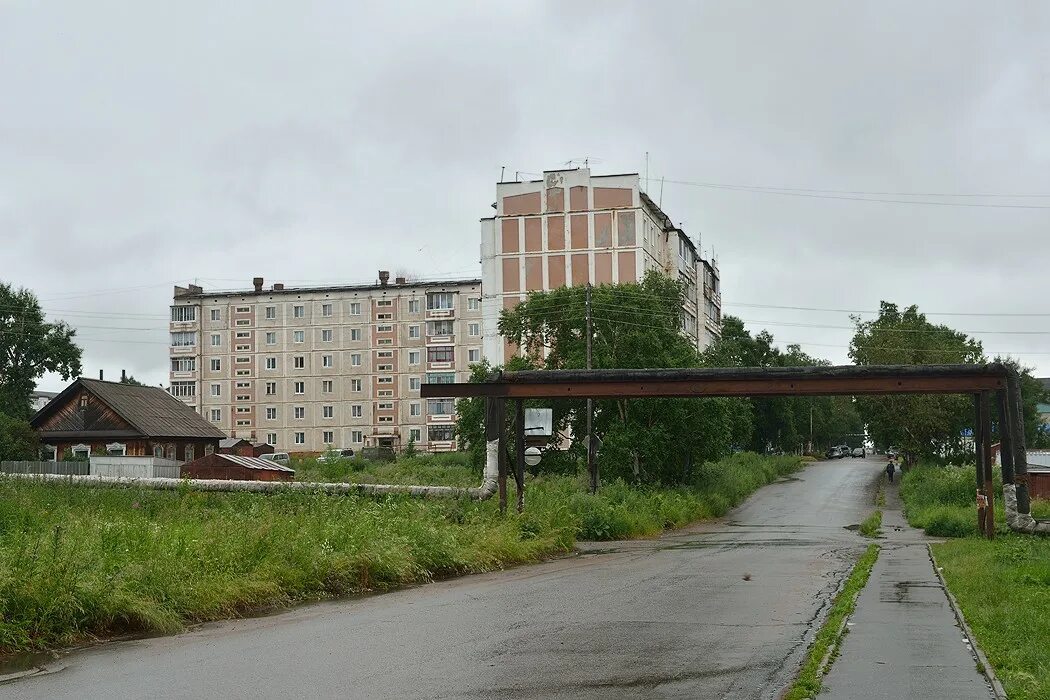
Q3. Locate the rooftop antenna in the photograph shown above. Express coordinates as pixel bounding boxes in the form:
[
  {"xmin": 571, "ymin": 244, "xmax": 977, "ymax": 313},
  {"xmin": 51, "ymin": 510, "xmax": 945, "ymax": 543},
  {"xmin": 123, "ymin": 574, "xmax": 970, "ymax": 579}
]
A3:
[
  {"xmin": 659, "ymin": 176, "xmax": 665, "ymax": 208},
  {"xmin": 500, "ymin": 166, "xmax": 505, "ymax": 182},
  {"xmin": 644, "ymin": 152, "xmax": 649, "ymax": 193}
]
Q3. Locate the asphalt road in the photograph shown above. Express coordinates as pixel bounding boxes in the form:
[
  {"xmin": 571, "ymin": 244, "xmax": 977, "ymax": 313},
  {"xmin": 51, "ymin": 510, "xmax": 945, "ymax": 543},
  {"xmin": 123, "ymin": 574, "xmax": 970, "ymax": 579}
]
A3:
[{"xmin": 1, "ymin": 458, "xmax": 884, "ymax": 700}]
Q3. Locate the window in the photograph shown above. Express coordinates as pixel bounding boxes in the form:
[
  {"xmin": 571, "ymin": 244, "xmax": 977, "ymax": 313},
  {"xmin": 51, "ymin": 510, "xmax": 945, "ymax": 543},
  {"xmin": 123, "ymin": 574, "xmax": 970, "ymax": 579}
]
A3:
[
  {"xmin": 377, "ymin": 389, "xmax": 393, "ymax": 397},
  {"xmin": 322, "ymin": 380, "xmax": 334, "ymax": 393},
  {"xmin": 235, "ymin": 319, "xmax": 250, "ymax": 326},
  {"xmin": 266, "ymin": 407, "xmax": 277, "ymax": 420},
  {"xmin": 409, "ymin": 351, "xmax": 421, "ymax": 365},
  {"xmin": 265, "ymin": 381, "xmax": 276, "ymax": 395},
  {"xmin": 266, "ymin": 332, "xmax": 276, "ymax": 345},
  {"xmin": 171, "ymin": 306, "xmax": 197, "ymax": 322},
  {"xmin": 408, "ymin": 299, "xmax": 420, "ymax": 313},
  {"xmin": 293, "ymin": 406, "xmax": 305, "ymax": 419},
  {"xmin": 351, "ymin": 353, "xmax": 361, "ymax": 366},
  {"xmin": 409, "ymin": 428, "xmax": 421, "ymax": 442},
  {"xmin": 429, "ymin": 425, "xmax": 455, "ymax": 441},
  {"xmin": 294, "ymin": 432, "xmax": 305, "ymax": 445},
  {"xmin": 265, "ymin": 306, "xmax": 276, "ymax": 319},
  {"xmin": 409, "ymin": 377, "xmax": 420, "ymax": 391},
  {"xmin": 468, "ymin": 349, "xmax": 480, "ymax": 363},
  {"xmin": 322, "ymin": 329, "xmax": 333, "ymax": 342},
  {"xmin": 323, "ymin": 355, "xmax": 333, "ymax": 368},
  {"xmin": 235, "ymin": 356, "xmax": 250, "ymax": 364},
  {"xmin": 323, "ymin": 405, "xmax": 333, "ymax": 418},
  {"xmin": 210, "ymin": 384, "xmax": 221, "ymax": 397},
  {"xmin": 427, "ymin": 399, "xmax": 455, "ymax": 415},
  {"xmin": 377, "ymin": 300, "xmax": 392, "ymax": 307},
  {"xmin": 427, "ymin": 292, "xmax": 454, "ymax": 310},
  {"xmin": 267, "ymin": 433, "xmax": 277, "ymax": 445},
  {"xmin": 236, "ymin": 394, "xmax": 250, "ymax": 401},
  {"xmin": 211, "ymin": 334, "xmax": 221, "ymax": 347},
  {"xmin": 237, "ymin": 419, "xmax": 251, "ymax": 427},
  {"xmin": 266, "ymin": 357, "xmax": 277, "ymax": 370},
  {"xmin": 376, "ymin": 324, "xmax": 392, "ymax": 333},
  {"xmin": 426, "ymin": 373, "xmax": 456, "ymax": 384},
  {"xmin": 377, "ymin": 376, "xmax": 393, "ymax": 384},
  {"xmin": 294, "ymin": 381, "xmax": 305, "ymax": 394},
  {"xmin": 378, "ymin": 338, "xmax": 392, "ymax": 346},
  {"xmin": 377, "ymin": 350, "xmax": 393, "ymax": 358},
  {"xmin": 236, "ymin": 407, "xmax": 251, "ymax": 414},
  {"xmin": 350, "ymin": 302, "xmax": 361, "ymax": 315},
  {"xmin": 293, "ymin": 305, "xmax": 304, "ymax": 318},
  {"xmin": 351, "ymin": 328, "xmax": 362, "ymax": 341},
  {"xmin": 323, "ymin": 431, "xmax": 334, "ymax": 444},
  {"xmin": 351, "ymin": 430, "xmax": 363, "ymax": 443},
  {"xmin": 171, "ymin": 331, "xmax": 196, "ymax": 347},
  {"xmin": 211, "ymin": 358, "xmax": 221, "ymax": 371},
  {"xmin": 210, "ymin": 409, "xmax": 221, "ymax": 422},
  {"xmin": 377, "ymin": 402, "xmax": 394, "ymax": 410},
  {"xmin": 427, "ymin": 320, "xmax": 454, "ymax": 336},
  {"xmin": 236, "ymin": 344, "xmax": 250, "ymax": 352},
  {"xmin": 468, "ymin": 298, "xmax": 480, "ymax": 311},
  {"xmin": 377, "ymin": 364, "xmax": 393, "ymax": 372},
  {"xmin": 351, "ymin": 405, "xmax": 362, "ymax": 418},
  {"xmin": 294, "ymin": 356, "xmax": 305, "ymax": 369},
  {"xmin": 294, "ymin": 330, "xmax": 305, "ymax": 343},
  {"xmin": 236, "ymin": 331, "xmax": 250, "ymax": 339},
  {"xmin": 185, "ymin": 444, "xmax": 194, "ymax": 461},
  {"xmin": 468, "ymin": 323, "xmax": 480, "ymax": 337},
  {"xmin": 236, "ymin": 369, "xmax": 250, "ymax": 377},
  {"xmin": 236, "ymin": 380, "xmax": 250, "ymax": 389},
  {"xmin": 170, "ymin": 382, "xmax": 195, "ymax": 398},
  {"xmin": 236, "ymin": 306, "xmax": 250, "ymax": 313},
  {"xmin": 171, "ymin": 357, "xmax": 196, "ymax": 372},
  {"xmin": 378, "ymin": 416, "xmax": 394, "ymax": 423},
  {"xmin": 408, "ymin": 325, "xmax": 420, "ymax": 338},
  {"xmin": 211, "ymin": 308, "xmax": 221, "ymax": 321},
  {"xmin": 350, "ymin": 379, "xmax": 362, "ymax": 392},
  {"xmin": 322, "ymin": 303, "xmax": 333, "ymax": 317},
  {"xmin": 376, "ymin": 313, "xmax": 392, "ymax": 321},
  {"xmin": 410, "ymin": 403, "xmax": 421, "ymax": 416},
  {"xmin": 428, "ymin": 346, "xmax": 454, "ymax": 363}
]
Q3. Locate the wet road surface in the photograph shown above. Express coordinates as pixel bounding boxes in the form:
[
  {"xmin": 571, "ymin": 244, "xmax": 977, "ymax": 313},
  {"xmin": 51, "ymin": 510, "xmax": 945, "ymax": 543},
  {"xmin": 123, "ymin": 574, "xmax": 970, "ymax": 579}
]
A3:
[{"xmin": 1, "ymin": 458, "xmax": 884, "ymax": 700}]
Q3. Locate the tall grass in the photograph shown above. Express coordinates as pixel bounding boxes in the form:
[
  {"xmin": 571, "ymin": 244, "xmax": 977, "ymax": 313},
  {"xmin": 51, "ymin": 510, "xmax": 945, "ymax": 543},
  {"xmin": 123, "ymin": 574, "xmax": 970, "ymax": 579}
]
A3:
[
  {"xmin": 291, "ymin": 452, "xmax": 478, "ymax": 486},
  {"xmin": 0, "ymin": 452, "xmax": 800, "ymax": 656}
]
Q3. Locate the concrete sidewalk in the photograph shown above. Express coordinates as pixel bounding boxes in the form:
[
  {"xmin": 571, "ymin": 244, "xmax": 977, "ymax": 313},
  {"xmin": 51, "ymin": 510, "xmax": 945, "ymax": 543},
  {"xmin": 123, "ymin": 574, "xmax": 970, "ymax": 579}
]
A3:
[{"xmin": 822, "ymin": 475, "xmax": 994, "ymax": 699}]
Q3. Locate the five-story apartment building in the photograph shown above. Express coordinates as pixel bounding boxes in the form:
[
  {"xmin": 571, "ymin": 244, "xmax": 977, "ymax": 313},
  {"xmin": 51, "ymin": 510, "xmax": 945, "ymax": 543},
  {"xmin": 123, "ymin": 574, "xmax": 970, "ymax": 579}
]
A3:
[{"xmin": 169, "ymin": 273, "xmax": 482, "ymax": 453}]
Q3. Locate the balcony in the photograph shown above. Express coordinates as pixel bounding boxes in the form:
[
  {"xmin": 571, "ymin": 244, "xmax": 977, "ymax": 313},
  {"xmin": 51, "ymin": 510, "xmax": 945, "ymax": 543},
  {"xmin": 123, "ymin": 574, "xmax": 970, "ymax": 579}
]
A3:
[
  {"xmin": 426, "ymin": 334, "xmax": 454, "ymax": 346},
  {"xmin": 170, "ymin": 370, "xmax": 197, "ymax": 380},
  {"xmin": 169, "ymin": 345, "xmax": 197, "ymax": 355},
  {"xmin": 425, "ymin": 308, "xmax": 455, "ymax": 320}
]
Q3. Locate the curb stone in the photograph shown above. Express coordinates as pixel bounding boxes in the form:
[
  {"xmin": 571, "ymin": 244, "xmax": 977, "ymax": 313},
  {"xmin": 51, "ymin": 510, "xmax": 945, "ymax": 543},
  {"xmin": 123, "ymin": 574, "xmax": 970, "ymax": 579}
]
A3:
[{"xmin": 927, "ymin": 544, "xmax": 1007, "ymax": 699}]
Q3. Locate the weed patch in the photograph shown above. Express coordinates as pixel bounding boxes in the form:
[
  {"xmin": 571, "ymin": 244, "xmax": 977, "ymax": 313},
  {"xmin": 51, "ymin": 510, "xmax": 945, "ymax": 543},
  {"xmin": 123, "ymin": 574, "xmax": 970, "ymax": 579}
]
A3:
[{"xmin": 859, "ymin": 510, "xmax": 882, "ymax": 538}]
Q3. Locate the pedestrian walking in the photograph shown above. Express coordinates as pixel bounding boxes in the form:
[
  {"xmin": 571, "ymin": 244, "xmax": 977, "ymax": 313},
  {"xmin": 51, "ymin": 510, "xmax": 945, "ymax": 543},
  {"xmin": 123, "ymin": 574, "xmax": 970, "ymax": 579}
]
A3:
[{"xmin": 885, "ymin": 459, "xmax": 896, "ymax": 484}]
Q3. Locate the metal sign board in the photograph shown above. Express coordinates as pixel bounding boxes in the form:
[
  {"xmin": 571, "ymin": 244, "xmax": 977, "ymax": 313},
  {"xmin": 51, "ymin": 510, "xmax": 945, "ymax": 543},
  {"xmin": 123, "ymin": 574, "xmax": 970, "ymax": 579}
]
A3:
[
  {"xmin": 524, "ymin": 446, "xmax": 542, "ymax": 467},
  {"xmin": 524, "ymin": 408, "xmax": 552, "ymax": 437}
]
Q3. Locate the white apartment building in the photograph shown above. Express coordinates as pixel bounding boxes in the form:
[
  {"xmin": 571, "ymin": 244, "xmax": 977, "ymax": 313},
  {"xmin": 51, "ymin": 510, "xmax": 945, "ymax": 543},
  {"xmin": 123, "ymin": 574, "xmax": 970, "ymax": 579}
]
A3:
[
  {"xmin": 169, "ymin": 273, "xmax": 483, "ymax": 453},
  {"xmin": 480, "ymin": 168, "xmax": 721, "ymax": 363}
]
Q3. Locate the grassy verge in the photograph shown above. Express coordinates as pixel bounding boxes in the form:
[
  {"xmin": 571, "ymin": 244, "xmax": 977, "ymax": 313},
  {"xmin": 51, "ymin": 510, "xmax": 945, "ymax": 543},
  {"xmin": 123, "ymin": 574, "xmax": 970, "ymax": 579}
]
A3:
[
  {"xmin": 0, "ymin": 452, "xmax": 801, "ymax": 656},
  {"xmin": 858, "ymin": 510, "xmax": 882, "ymax": 538},
  {"xmin": 900, "ymin": 464, "xmax": 1050, "ymax": 699},
  {"xmin": 783, "ymin": 544, "xmax": 880, "ymax": 700},
  {"xmin": 291, "ymin": 452, "xmax": 478, "ymax": 487}
]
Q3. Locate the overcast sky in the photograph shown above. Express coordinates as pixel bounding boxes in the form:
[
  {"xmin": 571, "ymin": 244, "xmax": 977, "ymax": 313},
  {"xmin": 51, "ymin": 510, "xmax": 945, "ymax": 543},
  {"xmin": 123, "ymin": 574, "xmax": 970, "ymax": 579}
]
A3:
[{"xmin": 3, "ymin": 1, "xmax": 1049, "ymax": 391}]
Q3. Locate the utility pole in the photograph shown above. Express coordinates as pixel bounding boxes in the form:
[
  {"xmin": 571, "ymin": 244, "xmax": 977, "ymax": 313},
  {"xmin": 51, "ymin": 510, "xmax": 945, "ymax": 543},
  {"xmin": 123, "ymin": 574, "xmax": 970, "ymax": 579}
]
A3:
[
  {"xmin": 808, "ymin": 405, "xmax": 814, "ymax": 455},
  {"xmin": 586, "ymin": 283, "xmax": 597, "ymax": 493}
]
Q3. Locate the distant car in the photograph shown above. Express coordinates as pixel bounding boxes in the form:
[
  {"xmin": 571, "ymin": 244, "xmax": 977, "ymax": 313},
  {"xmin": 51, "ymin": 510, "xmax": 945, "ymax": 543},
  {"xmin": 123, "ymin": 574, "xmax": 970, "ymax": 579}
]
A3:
[
  {"xmin": 260, "ymin": 452, "xmax": 290, "ymax": 465},
  {"xmin": 851, "ymin": 447, "xmax": 866, "ymax": 458},
  {"xmin": 887, "ymin": 447, "xmax": 898, "ymax": 459},
  {"xmin": 826, "ymin": 446, "xmax": 843, "ymax": 459},
  {"xmin": 317, "ymin": 448, "xmax": 355, "ymax": 462},
  {"xmin": 360, "ymin": 446, "xmax": 397, "ymax": 462}
]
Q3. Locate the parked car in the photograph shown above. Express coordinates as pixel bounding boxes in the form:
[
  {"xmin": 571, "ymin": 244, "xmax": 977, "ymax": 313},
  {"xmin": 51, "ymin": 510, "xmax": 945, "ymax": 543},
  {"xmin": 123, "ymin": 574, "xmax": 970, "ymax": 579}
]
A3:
[
  {"xmin": 360, "ymin": 446, "xmax": 396, "ymax": 462},
  {"xmin": 851, "ymin": 447, "xmax": 866, "ymax": 458},
  {"xmin": 317, "ymin": 448, "xmax": 355, "ymax": 462},
  {"xmin": 825, "ymin": 446, "xmax": 843, "ymax": 459},
  {"xmin": 260, "ymin": 452, "xmax": 290, "ymax": 465},
  {"xmin": 887, "ymin": 447, "xmax": 898, "ymax": 459}
]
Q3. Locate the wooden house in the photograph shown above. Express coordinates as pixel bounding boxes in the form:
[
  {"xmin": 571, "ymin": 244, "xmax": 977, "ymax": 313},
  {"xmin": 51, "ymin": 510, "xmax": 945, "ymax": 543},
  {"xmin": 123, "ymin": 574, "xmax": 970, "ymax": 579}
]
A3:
[
  {"xmin": 31, "ymin": 378, "xmax": 225, "ymax": 462},
  {"xmin": 181, "ymin": 453, "xmax": 294, "ymax": 481},
  {"xmin": 217, "ymin": 438, "xmax": 275, "ymax": 458}
]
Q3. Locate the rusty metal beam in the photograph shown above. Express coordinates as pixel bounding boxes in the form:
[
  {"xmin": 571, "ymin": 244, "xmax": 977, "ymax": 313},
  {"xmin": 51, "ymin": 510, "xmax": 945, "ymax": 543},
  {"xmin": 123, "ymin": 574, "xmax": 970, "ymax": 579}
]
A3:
[{"xmin": 423, "ymin": 368, "xmax": 1005, "ymax": 399}]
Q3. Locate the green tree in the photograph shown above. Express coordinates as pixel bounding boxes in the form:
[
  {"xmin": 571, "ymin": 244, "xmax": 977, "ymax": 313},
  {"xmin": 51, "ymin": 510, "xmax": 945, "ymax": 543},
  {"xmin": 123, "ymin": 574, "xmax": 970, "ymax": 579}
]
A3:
[
  {"xmin": 119, "ymin": 374, "xmax": 146, "ymax": 386},
  {"xmin": 0, "ymin": 283, "xmax": 82, "ymax": 419},
  {"xmin": 497, "ymin": 272, "xmax": 740, "ymax": 485},
  {"xmin": 0, "ymin": 412, "xmax": 39, "ymax": 460},
  {"xmin": 850, "ymin": 302, "xmax": 983, "ymax": 460}
]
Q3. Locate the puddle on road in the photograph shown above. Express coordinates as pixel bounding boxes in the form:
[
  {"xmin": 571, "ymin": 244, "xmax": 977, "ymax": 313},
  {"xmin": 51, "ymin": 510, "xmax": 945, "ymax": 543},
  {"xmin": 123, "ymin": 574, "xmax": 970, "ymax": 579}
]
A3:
[{"xmin": 0, "ymin": 651, "xmax": 59, "ymax": 682}]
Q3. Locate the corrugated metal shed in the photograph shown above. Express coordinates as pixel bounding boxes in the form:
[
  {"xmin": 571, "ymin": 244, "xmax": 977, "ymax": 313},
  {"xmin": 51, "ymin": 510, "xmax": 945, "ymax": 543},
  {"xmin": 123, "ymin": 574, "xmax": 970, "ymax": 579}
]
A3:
[{"xmin": 215, "ymin": 454, "xmax": 294, "ymax": 473}]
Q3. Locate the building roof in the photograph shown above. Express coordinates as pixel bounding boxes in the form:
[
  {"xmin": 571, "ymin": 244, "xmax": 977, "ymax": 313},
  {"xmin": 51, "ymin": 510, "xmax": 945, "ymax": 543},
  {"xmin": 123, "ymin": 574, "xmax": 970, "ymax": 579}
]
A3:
[
  {"xmin": 208, "ymin": 454, "xmax": 294, "ymax": 473},
  {"xmin": 219, "ymin": 437, "xmax": 251, "ymax": 448},
  {"xmin": 31, "ymin": 378, "xmax": 226, "ymax": 440},
  {"xmin": 174, "ymin": 278, "xmax": 481, "ymax": 300},
  {"xmin": 31, "ymin": 390, "xmax": 59, "ymax": 400}
]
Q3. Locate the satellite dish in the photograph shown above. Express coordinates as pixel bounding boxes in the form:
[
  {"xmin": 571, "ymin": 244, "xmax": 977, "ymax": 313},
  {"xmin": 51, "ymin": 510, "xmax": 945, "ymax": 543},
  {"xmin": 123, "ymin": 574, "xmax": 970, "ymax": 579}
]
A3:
[{"xmin": 524, "ymin": 446, "xmax": 542, "ymax": 467}]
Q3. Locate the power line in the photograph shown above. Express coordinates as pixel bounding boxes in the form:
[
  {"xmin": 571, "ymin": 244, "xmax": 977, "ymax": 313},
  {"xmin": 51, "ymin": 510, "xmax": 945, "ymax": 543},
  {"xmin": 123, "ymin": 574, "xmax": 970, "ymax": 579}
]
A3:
[{"xmin": 662, "ymin": 178, "xmax": 1050, "ymax": 199}]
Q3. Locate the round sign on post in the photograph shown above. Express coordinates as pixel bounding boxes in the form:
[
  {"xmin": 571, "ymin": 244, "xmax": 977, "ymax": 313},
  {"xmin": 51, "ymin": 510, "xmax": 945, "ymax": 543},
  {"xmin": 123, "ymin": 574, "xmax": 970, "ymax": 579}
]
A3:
[{"xmin": 524, "ymin": 446, "xmax": 542, "ymax": 467}]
